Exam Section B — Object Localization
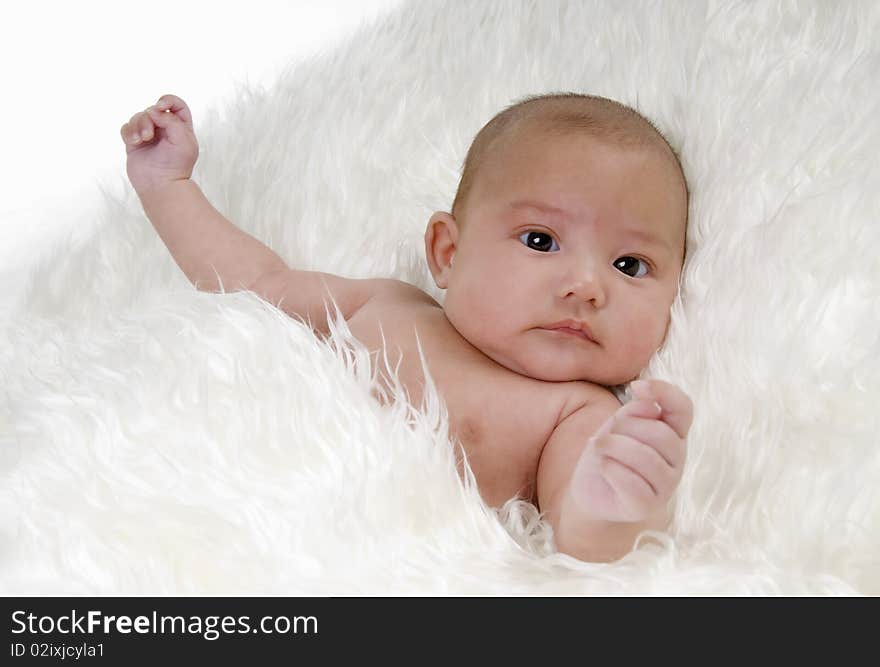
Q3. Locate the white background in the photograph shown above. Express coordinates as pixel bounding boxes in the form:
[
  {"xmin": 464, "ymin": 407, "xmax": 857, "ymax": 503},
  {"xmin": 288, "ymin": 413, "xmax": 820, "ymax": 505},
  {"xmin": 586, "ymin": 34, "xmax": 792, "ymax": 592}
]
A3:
[{"xmin": 0, "ymin": 0, "xmax": 404, "ymax": 306}]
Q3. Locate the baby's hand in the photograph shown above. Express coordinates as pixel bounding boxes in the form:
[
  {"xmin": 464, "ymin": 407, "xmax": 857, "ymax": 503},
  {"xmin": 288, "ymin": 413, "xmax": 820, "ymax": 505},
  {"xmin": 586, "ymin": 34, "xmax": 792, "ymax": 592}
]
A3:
[
  {"xmin": 570, "ymin": 379, "xmax": 693, "ymax": 524},
  {"xmin": 120, "ymin": 94, "xmax": 198, "ymax": 196}
]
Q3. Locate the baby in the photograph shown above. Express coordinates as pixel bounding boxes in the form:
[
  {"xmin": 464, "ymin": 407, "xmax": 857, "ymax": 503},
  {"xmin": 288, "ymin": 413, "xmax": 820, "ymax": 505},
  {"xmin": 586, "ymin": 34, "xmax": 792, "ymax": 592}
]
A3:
[{"xmin": 120, "ymin": 92, "xmax": 694, "ymax": 563}]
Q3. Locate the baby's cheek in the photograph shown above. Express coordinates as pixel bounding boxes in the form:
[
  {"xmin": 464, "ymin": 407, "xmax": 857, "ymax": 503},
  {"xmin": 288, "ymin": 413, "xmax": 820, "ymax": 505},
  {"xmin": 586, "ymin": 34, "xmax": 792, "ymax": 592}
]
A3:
[
  {"xmin": 444, "ymin": 276, "xmax": 503, "ymax": 343},
  {"xmin": 621, "ymin": 310, "xmax": 669, "ymax": 361}
]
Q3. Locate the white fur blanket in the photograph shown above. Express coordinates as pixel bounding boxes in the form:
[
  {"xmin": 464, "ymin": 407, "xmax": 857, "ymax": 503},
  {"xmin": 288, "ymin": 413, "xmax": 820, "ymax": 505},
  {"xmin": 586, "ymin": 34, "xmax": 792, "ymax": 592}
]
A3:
[{"xmin": 3, "ymin": 0, "xmax": 878, "ymax": 595}]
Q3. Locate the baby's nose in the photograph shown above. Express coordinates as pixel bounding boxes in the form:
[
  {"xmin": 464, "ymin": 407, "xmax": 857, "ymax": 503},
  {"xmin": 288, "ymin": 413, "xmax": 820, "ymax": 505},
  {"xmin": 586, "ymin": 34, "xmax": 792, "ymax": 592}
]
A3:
[{"xmin": 561, "ymin": 270, "xmax": 606, "ymax": 306}]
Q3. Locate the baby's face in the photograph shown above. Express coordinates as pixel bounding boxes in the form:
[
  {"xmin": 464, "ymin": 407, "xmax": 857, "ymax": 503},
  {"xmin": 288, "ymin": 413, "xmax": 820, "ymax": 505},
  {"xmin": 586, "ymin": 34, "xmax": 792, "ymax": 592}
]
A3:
[{"xmin": 430, "ymin": 128, "xmax": 687, "ymax": 386}]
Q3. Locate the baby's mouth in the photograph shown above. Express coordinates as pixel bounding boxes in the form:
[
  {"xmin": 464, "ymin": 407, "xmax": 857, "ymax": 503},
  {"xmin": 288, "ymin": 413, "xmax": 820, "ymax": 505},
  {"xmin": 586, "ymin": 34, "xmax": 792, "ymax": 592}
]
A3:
[
  {"xmin": 540, "ymin": 320, "xmax": 599, "ymax": 345},
  {"xmin": 545, "ymin": 327, "xmax": 596, "ymax": 343}
]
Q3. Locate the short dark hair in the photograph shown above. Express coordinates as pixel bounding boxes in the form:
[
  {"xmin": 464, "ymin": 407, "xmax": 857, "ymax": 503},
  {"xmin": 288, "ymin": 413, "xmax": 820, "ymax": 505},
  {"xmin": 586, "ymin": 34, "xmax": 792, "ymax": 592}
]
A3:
[{"xmin": 450, "ymin": 92, "xmax": 688, "ymax": 224}]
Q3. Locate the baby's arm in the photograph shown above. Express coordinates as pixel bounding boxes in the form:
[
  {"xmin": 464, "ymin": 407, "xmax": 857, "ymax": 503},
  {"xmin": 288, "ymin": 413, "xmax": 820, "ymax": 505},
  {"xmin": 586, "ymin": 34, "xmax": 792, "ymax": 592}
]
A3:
[
  {"xmin": 121, "ymin": 95, "xmax": 382, "ymax": 331},
  {"xmin": 121, "ymin": 95, "xmax": 287, "ymax": 292},
  {"xmin": 537, "ymin": 380, "xmax": 693, "ymax": 563}
]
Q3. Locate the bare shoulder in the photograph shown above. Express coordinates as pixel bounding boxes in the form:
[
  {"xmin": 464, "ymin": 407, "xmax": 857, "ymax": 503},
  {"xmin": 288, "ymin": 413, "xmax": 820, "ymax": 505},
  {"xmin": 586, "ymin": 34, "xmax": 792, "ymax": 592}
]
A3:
[
  {"xmin": 554, "ymin": 381, "xmax": 622, "ymax": 428},
  {"xmin": 352, "ymin": 278, "xmax": 441, "ymax": 323},
  {"xmin": 250, "ymin": 269, "xmax": 432, "ymax": 334},
  {"xmin": 362, "ymin": 278, "xmax": 439, "ymax": 306}
]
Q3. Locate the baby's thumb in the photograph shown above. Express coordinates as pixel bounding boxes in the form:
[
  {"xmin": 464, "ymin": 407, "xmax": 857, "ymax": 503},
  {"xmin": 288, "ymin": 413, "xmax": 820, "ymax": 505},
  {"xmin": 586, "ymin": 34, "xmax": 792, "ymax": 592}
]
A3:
[
  {"xmin": 631, "ymin": 379, "xmax": 693, "ymax": 439},
  {"xmin": 630, "ymin": 380, "xmax": 662, "ymax": 415}
]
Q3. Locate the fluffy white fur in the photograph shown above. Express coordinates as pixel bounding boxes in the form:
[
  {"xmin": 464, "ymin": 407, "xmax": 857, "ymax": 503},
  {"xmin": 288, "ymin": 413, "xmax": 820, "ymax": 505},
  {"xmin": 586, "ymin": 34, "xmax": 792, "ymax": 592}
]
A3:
[{"xmin": 2, "ymin": 0, "xmax": 879, "ymax": 595}]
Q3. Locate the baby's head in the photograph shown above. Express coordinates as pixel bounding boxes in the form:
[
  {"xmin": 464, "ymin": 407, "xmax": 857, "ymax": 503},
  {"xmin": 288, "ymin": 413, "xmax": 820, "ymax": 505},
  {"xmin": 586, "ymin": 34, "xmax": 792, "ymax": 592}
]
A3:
[{"xmin": 424, "ymin": 93, "xmax": 688, "ymax": 386}]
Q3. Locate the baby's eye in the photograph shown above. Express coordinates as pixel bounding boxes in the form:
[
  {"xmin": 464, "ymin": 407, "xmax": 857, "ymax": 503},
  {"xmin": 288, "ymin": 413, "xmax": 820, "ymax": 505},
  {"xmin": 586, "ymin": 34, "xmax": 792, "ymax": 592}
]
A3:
[
  {"xmin": 518, "ymin": 231, "xmax": 560, "ymax": 252},
  {"xmin": 614, "ymin": 256, "xmax": 650, "ymax": 278}
]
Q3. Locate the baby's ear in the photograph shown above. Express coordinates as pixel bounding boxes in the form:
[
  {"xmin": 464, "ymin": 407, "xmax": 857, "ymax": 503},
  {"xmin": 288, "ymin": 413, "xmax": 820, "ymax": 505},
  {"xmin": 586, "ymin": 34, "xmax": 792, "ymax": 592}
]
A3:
[{"xmin": 424, "ymin": 211, "xmax": 458, "ymax": 289}]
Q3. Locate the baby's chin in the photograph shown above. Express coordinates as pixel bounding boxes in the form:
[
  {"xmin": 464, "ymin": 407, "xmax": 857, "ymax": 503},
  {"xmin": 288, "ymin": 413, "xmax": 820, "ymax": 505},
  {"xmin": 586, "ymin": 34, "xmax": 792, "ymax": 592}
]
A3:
[
  {"xmin": 483, "ymin": 347, "xmax": 633, "ymax": 386},
  {"xmin": 518, "ymin": 365, "xmax": 627, "ymax": 386}
]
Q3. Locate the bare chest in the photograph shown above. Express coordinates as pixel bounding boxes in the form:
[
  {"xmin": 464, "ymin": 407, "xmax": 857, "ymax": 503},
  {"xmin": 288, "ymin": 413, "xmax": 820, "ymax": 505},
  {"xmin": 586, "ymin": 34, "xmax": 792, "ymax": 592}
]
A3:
[{"xmin": 346, "ymin": 285, "xmax": 568, "ymax": 506}]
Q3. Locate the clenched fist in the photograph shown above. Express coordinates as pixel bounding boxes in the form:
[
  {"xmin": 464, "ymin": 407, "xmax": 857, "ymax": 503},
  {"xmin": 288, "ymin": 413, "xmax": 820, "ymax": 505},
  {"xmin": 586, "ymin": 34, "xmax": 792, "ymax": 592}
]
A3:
[
  {"xmin": 120, "ymin": 94, "xmax": 198, "ymax": 196},
  {"xmin": 570, "ymin": 378, "xmax": 693, "ymax": 524}
]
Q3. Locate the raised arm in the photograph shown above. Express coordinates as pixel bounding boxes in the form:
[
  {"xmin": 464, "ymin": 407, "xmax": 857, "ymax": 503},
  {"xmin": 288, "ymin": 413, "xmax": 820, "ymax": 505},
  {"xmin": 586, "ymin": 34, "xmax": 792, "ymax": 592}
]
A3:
[
  {"xmin": 138, "ymin": 179, "xmax": 289, "ymax": 292},
  {"xmin": 121, "ymin": 94, "xmax": 287, "ymax": 292},
  {"xmin": 537, "ymin": 380, "xmax": 692, "ymax": 563},
  {"xmin": 120, "ymin": 94, "xmax": 388, "ymax": 331}
]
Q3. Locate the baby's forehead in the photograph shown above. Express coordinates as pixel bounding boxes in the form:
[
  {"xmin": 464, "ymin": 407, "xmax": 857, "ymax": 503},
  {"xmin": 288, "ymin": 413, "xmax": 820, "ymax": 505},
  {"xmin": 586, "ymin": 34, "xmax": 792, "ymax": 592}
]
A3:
[
  {"xmin": 499, "ymin": 118, "xmax": 672, "ymax": 165},
  {"xmin": 480, "ymin": 123, "xmax": 683, "ymax": 195},
  {"xmin": 475, "ymin": 127, "xmax": 687, "ymax": 238},
  {"xmin": 452, "ymin": 95, "xmax": 688, "ymax": 248}
]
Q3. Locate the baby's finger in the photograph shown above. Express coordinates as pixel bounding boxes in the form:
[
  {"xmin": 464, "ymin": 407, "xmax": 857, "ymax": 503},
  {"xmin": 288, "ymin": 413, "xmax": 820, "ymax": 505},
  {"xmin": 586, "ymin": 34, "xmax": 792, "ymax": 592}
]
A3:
[
  {"xmin": 147, "ymin": 107, "xmax": 191, "ymax": 144},
  {"xmin": 631, "ymin": 379, "xmax": 694, "ymax": 440},
  {"xmin": 136, "ymin": 111, "xmax": 157, "ymax": 142},
  {"xmin": 617, "ymin": 396, "xmax": 663, "ymax": 421},
  {"xmin": 120, "ymin": 121, "xmax": 135, "ymax": 145},
  {"xmin": 596, "ymin": 433, "xmax": 671, "ymax": 497},
  {"xmin": 120, "ymin": 112, "xmax": 153, "ymax": 145},
  {"xmin": 607, "ymin": 415, "xmax": 684, "ymax": 468},
  {"xmin": 598, "ymin": 441, "xmax": 658, "ymax": 517},
  {"xmin": 155, "ymin": 94, "xmax": 193, "ymax": 126}
]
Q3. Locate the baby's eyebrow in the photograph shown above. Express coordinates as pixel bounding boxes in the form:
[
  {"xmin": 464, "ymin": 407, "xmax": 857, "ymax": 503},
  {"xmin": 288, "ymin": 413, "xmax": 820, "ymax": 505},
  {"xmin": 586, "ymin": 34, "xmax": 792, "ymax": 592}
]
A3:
[
  {"xmin": 618, "ymin": 227, "xmax": 675, "ymax": 253},
  {"xmin": 509, "ymin": 199, "xmax": 570, "ymax": 218},
  {"xmin": 509, "ymin": 199, "xmax": 675, "ymax": 253}
]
